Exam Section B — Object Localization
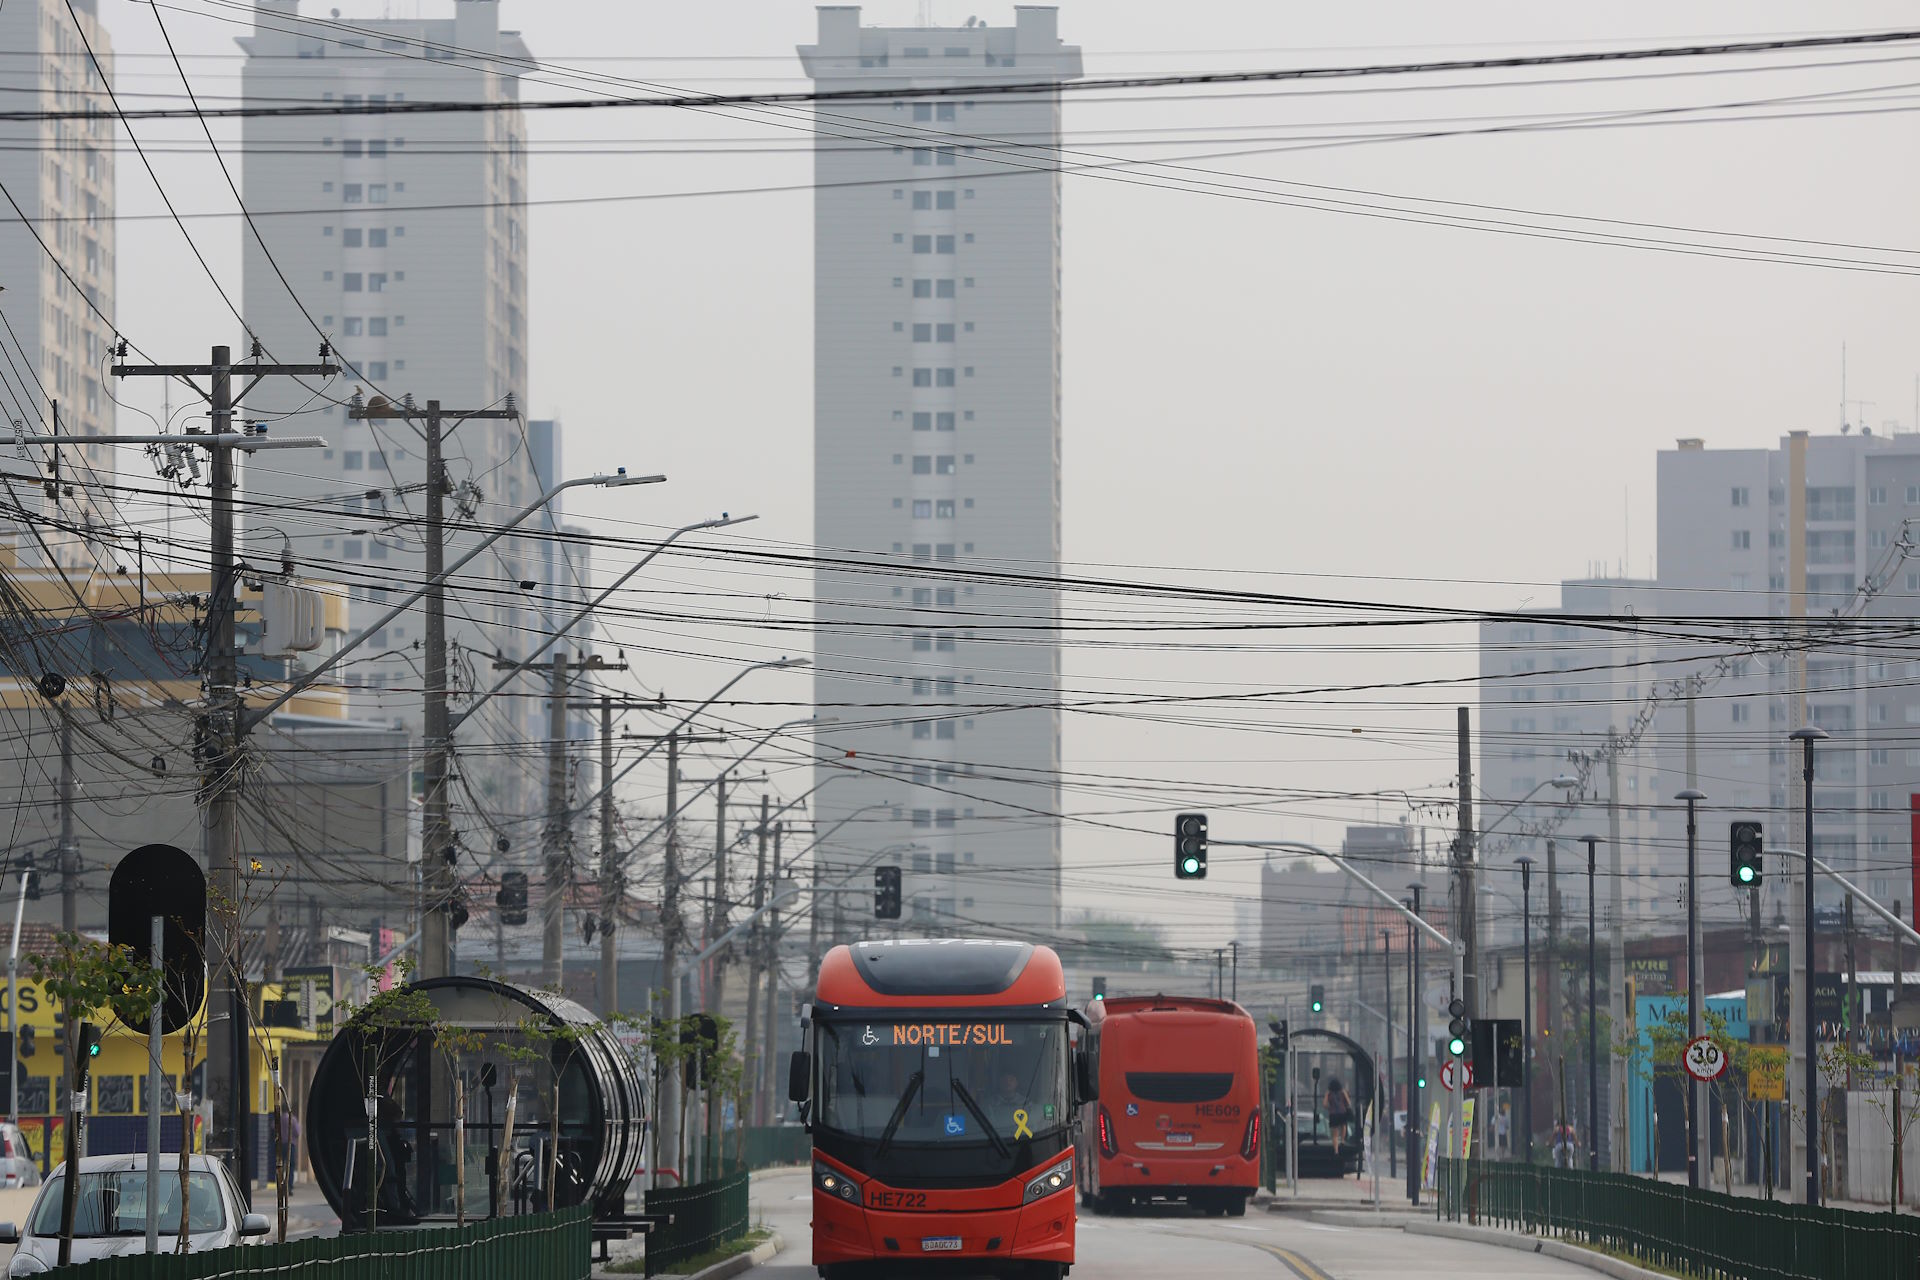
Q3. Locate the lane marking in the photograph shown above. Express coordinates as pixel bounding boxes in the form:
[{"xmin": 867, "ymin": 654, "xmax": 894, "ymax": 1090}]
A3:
[{"xmin": 1166, "ymin": 1228, "xmax": 1337, "ymax": 1280}]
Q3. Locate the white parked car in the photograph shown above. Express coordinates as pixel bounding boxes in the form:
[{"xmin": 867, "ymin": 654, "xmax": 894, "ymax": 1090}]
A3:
[
  {"xmin": 0, "ymin": 1153, "xmax": 269, "ymax": 1274},
  {"xmin": 0, "ymin": 1125, "xmax": 40, "ymax": 1190}
]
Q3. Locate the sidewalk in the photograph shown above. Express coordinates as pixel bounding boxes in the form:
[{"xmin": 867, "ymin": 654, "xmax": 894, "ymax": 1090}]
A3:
[{"xmin": 1257, "ymin": 1168, "xmax": 1432, "ymax": 1216}]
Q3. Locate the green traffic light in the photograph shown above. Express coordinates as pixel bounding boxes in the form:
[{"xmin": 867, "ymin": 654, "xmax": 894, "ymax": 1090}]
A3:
[
  {"xmin": 1448, "ymin": 1036, "xmax": 1466, "ymax": 1056},
  {"xmin": 1737, "ymin": 866, "xmax": 1755, "ymax": 884},
  {"xmin": 1416, "ymin": 1076, "xmax": 1427, "ymax": 1089},
  {"xmin": 1181, "ymin": 856, "xmax": 1200, "ymax": 875},
  {"xmin": 87, "ymin": 1041, "xmax": 99, "ymax": 1057},
  {"xmin": 1310, "ymin": 1000, "xmax": 1322, "ymax": 1013}
]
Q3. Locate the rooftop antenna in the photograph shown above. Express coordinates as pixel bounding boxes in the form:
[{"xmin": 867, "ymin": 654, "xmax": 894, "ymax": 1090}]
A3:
[{"xmin": 918, "ymin": 0, "xmax": 933, "ymax": 25}]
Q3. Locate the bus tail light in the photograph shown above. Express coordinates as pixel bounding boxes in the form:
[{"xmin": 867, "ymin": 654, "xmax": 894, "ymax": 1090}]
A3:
[
  {"xmin": 1241, "ymin": 1112, "xmax": 1260, "ymax": 1160},
  {"xmin": 813, "ymin": 1162, "xmax": 863, "ymax": 1205},
  {"xmin": 1023, "ymin": 1155, "xmax": 1073, "ymax": 1204},
  {"xmin": 1097, "ymin": 1107, "xmax": 1116, "ymax": 1158}
]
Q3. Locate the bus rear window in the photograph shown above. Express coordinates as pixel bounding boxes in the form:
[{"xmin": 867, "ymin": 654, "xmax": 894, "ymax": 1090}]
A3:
[{"xmin": 1125, "ymin": 1072, "xmax": 1232, "ymax": 1103}]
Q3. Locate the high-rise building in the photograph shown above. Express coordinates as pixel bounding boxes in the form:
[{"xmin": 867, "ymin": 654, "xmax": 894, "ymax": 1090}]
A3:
[
  {"xmin": 799, "ymin": 7, "xmax": 1081, "ymax": 933},
  {"xmin": 0, "ymin": 0, "xmax": 116, "ymax": 570},
  {"xmin": 238, "ymin": 0, "xmax": 542, "ymax": 816}
]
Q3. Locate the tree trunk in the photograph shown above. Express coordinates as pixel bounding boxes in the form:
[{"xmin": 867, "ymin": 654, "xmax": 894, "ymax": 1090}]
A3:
[
  {"xmin": 276, "ymin": 1090, "xmax": 289, "ymax": 1243},
  {"xmin": 454, "ymin": 1082, "xmax": 467, "ymax": 1228},
  {"xmin": 497, "ymin": 1072, "xmax": 518, "ymax": 1215}
]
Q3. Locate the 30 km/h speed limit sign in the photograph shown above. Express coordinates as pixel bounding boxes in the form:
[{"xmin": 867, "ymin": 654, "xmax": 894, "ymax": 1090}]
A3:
[{"xmin": 1684, "ymin": 1035, "xmax": 1729, "ymax": 1082}]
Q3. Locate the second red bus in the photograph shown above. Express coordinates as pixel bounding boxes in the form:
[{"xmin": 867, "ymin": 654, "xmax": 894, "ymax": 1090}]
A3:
[{"xmin": 1076, "ymin": 995, "xmax": 1260, "ymax": 1216}]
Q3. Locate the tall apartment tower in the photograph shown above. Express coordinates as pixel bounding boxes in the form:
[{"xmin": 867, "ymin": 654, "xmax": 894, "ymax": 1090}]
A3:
[
  {"xmin": 0, "ymin": 0, "xmax": 116, "ymax": 570},
  {"xmin": 800, "ymin": 9, "xmax": 1080, "ymax": 932},
  {"xmin": 238, "ymin": 1, "xmax": 544, "ymax": 816}
]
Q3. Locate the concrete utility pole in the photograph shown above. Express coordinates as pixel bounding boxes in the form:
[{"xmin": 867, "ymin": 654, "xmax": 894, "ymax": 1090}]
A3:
[
  {"xmin": 709, "ymin": 779, "xmax": 731, "ymax": 1018},
  {"xmin": 1455, "ymin": 707, "xmax": 1478, "ymax": 1015},
  {"xmin": 542, "ymin": 653, "xmax": 571, "ymax": 989},
  {"xmin": 348, "ymin": 397, "xmax": 520, "ymax": 981},
  {"xmin": 760, "ymin": 822, "xmax": 784, "ymax": 1126},
  {"xmin": 58, "ymin": 712, "xmax": 73, "ymax": 936},
  {"xmin": 600, "ymin": 697, "xmax": 618, "ymax": 1015},
  {"xmin": 743, "ymin": 796, "xmax": 771, "ymax": 1125},
  {"xmin": 1545, "ymin": 839, "xmax": 1562, "ymax": 1061},
  {"xmin": 110, "ymin": 341, "xmax": 336, "ymax": 1190},
  {"xmin": 1606, "ymin": 735, "xmax": 1625, "ymax": 1171}
]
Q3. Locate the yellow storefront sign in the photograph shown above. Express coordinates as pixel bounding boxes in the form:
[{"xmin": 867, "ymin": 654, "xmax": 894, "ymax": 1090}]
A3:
[{"xmin": 1747, "ymin": 1046, "xmax": 1787, "ymax": 1102}]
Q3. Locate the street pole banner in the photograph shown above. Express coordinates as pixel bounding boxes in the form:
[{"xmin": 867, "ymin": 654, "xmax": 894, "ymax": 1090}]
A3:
[
  {"xmin": 1460, "ymin": 1097, "xmax": 1476, "ymax": 1158},
  {"xmin": 1421, "ymin": 1102, "xmax": 1442, "ymax": 1191}
]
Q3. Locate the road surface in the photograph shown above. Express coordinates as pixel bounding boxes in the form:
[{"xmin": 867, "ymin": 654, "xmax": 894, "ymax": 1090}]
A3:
[{"xmin": 742, "ymin": 1167, "xmax": 1600, "ymax": 1279}]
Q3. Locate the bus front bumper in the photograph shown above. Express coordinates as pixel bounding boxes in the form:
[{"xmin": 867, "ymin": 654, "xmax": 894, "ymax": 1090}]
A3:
[{"xmin": 812, "ymin": 1184, "xmax": 1075, "ymax": 1266}]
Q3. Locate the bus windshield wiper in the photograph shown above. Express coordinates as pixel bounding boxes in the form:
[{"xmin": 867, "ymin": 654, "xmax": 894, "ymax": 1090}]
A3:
[
  {"xmin": 950, "ymin": 1079, "xmax": 1010, "ymax": 1159},
  {"xmin": 874, "ymin": 1071, "xmax": 924, "ymax": 1157}
]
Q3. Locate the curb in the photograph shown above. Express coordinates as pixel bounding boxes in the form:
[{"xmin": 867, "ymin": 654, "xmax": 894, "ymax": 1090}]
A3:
[
  {"xmin": 1305, "ymin": 1209, "xmax": 1428, "ymax": 1228},
  {"xmin": 1403, "ymin": 1220, "xmax": 1672, "ymax": 1280}
]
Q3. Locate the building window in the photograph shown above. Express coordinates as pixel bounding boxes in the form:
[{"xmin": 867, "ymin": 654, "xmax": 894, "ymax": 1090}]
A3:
[
  {"xmin": 913, "ymin": 368, "xmax": 933, "ymax": 387},
  {"xmin": 369, "ymin": 228, "xmax": 387, "ymax": 247},
  {"xmin": 912, "ymin": 190, "xmax": 932, "ymax": 208},
  {"xmin": 343, "ymin": 184, "xmax": 363, "ymax": 203},
  {"xmin": 913, "ymin": 323, "xmax": 932, "ymax": 342},
  {"xmin": 1731, "ymin": 703, "xmax": 1750, "ymax": 723},
  {"xmin": 1806, "ymin": 486, "xmax": 1855, "ymax": 522},
  {"xmin": 368, "ymin": 184, "xmax": 387, "ymax": 203},
  {"xmin": 1731, "ymin": 530, "xmax": 1750, "ymax": 550},
  {"xmin": 343, "ymin": 228, "xmax": 363, "ymax": 247},
  {"xmin": 937, "ymin": 279, "xmax": 955, "ymax": 298},
  {"xmin": 936, "ymin": 235, "xmax": 955, "ymax": 253},
  {"xmin": 913, "ymin": 413, "xmax": 932, "ymax": 431},
  {"xmin": 369, "ymin": 139, "xmax": 388, "ymax": 157},
  {"xmin": 913, "ymin": 278, "xmax": 932, "ymax": 297},
  {"xmin": 912, "ymin": 499, "xmax": 932, "ymax": 518},
  {"xmin": 936, "ymin": 412, "xmax": 955, "ymax": 431},
  {"xmin": 1731, "ymin": 487, "xmax": 1749, "ymax": 507},
  {"xmin": 936, "ymin": 189, "xmax": 956, "ymax": 208},
  {"xmin": 935, "ymin": 368, "xmax": 955, "ymax": 387},
  {"xmin": 368, "ymin": 362, "xmax": 387, "ymax": 379},
  {"xmin": 369, "ymin": 317, "xmax": 387, "ymax": 336},
  {"xmin": 936, "ymin": 323, "xmax": 954, "ymax": 341},
  {"xmin": 935, "ymin": 455, "xmax": 956, "ymax": 475},
  {"xmin": 343, "ymin": 451, "xmax": 363, "ymax": 471},
  {"xmin": 935, "ymin": 499, "xmax": 955, "ymax": 518},
  {"xmin": 913, "ymin": 455, "xmax": 932, "ymax": 474},
  {"xmin": 343, "ymin": 139, "xmax": 363, "ymax": 157},
  {"xmin": 1870, "ymin": 486, "xmax": 1888, "ymax": 505},
  {"xmin": 913, "ymin": 235, "xmax": 932, "ymax": 253},
  {"xmin": 344, "ymin": 273, "xmax": 363, "ymax": 291}
]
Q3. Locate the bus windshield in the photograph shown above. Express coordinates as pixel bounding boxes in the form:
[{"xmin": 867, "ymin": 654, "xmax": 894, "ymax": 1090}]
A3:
[{"xmin": 817, "ymin": 1017, "xmax": 1068, "ymax": 1147}]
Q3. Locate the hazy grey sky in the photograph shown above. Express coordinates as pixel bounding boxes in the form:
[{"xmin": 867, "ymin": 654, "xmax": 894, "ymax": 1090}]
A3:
[{"xmin": 92, "ymin": 1, "xmax": 1920, "ymax": 941}]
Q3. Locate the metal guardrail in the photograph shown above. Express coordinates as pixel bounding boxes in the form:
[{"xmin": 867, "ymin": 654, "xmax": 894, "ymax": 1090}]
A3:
[
  {"xmin": 641, "ymin": 1165, "xmax": 750, "ymax": 1277},
  {"xmin": 1438, "ymin": 1158, "xmax": 1920, "ymax": 1280},
  {"xmin": 42, "ymin": 1206, "xmax": 591, "ymax": 1279}
]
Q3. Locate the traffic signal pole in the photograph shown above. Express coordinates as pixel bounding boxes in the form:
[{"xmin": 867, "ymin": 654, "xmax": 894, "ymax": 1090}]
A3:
[{"xmin": 1217, "ymin": 836, "xmax": 1462, "ymax": 1204}]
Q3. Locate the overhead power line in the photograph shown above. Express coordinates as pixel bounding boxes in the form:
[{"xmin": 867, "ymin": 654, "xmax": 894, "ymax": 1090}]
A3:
[{"xmin": 5, "ymin": 28, "xmax": 1920, "ymax": 123}]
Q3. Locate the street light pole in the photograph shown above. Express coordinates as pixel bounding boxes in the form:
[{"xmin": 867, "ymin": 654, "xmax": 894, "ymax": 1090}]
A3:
[
  {"xmin": 1789, "ymin": 725, "xmax": 1828, "ymax": 1206},
  {"xmin": 1408, "ymin": 883, "xmax": 1424, "ymax": 1205},
  {"xmin": 1580, "ymin": 834, "xmax": 1602, "ymax": 1172},
  {"xmin": 1516, "ymin": 854, "xmax": 1534, "ymax": 1165},
  {"xmin": 1677, "ymin": 788, "xmax": 1706, "ymax": 1189}
]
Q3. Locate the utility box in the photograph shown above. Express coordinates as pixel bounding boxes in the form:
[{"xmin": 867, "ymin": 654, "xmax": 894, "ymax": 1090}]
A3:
[{"xmin": 259, "ymin": 581, "xmax": 325, "ymax": 656}]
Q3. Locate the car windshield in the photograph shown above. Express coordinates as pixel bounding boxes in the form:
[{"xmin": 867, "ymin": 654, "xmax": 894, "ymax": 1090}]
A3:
[
  {"xmin": 30, "ymin": 1171, "xmax": 225, "ymax": 1237},
  {"xmin": 816, "ymin": 1017, "xmax": 1069, "ymax": 1146}
]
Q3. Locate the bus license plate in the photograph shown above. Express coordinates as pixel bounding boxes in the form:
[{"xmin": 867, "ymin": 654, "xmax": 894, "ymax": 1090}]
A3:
[
  {"xmin": 921, "ymin": 1237, "xmax": 963, "ymax": 1252},
  {"xmin": 1167, "ymin": 1132, "xmax": 1195, "ymax": 1145}
]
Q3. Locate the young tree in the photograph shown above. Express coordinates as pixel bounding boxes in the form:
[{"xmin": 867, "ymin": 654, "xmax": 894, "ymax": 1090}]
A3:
[{"xmin": 26, "ymin": 933, "xmax": 160, "ymax": 1267}]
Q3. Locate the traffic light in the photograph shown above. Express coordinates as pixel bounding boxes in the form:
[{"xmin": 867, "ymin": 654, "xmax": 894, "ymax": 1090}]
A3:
[
  {"xmin": 496, "ymin": 871, "xmax": 529, "ymax": 926},
  {"xmin": 1268, "ymin": 1019, "xmax": 1288, "ymax": 1056},
  {"xmin": 52, "ymin": 1009, "xmax": 65, "ymax": 1057},
  {"xmin": 1174, "ymin": 813, "xmax": 1208, "ymax": 879},
  {"xmin": 18, "ymin": 1024, "xmax": 33, "ymax": 1059},
  {"xmin": 1309, "ymin": 984, "xmax": 1324, "ymax": 1014},
  {"xmin": 1447, "ymin": 996, "xmax": 1469, "ymax": 1057},
  {"xmin": 1091, "ymin": 976, "xmax": 1106, "ymax": 1001},
  {"xmin": 874, "ymin": 865, "xmax": 902, "ymax": 920},
  {"xmin": 75, "ymin": 1022, "xmax": 100, "ymax": 1092},
  {"xmin": 1731, "ymin": 821, "xmax": 1763, "ymax": 888}
]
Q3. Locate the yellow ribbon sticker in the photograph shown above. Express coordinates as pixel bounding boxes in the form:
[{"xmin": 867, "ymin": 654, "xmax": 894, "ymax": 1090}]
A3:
[{"xmin": 1012, "ymin": 1109, "xmax": 1033, "ymax": 1139}]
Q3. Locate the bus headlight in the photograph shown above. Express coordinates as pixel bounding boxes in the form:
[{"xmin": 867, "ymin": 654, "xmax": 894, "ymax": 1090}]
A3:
[
  {"xmin": 813, "ymin": 1162, "xmax": 862, "ymax": 1205},
  {"xmin": 1022, "ymin": 1155, "xmax": 1073, "ymax": 1204}
]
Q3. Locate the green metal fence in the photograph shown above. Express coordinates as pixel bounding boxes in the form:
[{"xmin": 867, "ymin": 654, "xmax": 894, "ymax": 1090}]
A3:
[
  {"xmin": 1438, "ymin": 1159, "xmax": 1920, "ymax": 1280},
  {"xmin": 45, "ymin": 1207, "xmax": 591, "ymax": 1280},
  {"xmin": 642, "ymin": 1165, "xmax": 751, "ymax": 1277},
  {"xmin": 742, "ymin": 1126, "xmax": 809, "ymax": 1170}
]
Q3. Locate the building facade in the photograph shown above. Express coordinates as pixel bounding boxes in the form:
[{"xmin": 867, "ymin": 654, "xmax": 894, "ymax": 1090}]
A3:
[
  {"xmin": 0, "ymin": 0, "xmax": 116, "ymax": 571},
  {"xmin": 799, "ymin": 8, "xmax": 1080, "ymax": 931},
  {"xmin": 238, "ymin": 0, "xmax": 545, "ymax": 825}
]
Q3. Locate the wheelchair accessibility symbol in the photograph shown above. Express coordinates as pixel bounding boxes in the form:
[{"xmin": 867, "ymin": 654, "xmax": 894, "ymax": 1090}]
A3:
[
  {"xmin": 1125, "ymin": 1103, "xmax": 1139, "ymax": 1116},
  {"xmin": 944, "ymin": 1114, "xmax": 967, "ymax": 1136}
]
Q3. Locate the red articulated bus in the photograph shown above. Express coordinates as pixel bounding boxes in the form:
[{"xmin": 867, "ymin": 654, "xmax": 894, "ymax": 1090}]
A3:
[
  {"xmin": 1076, "ymin": 995, "xmax": 1260, "ymax": 1216},
  {"xmin": 788, "ymin": 939, "xmax": 1095, "ymax": 1279}
]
